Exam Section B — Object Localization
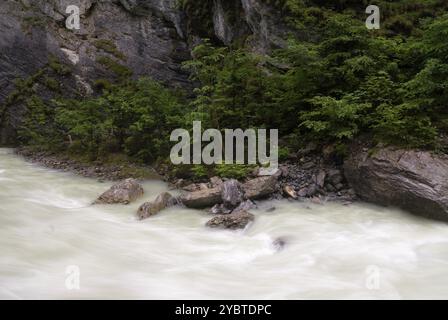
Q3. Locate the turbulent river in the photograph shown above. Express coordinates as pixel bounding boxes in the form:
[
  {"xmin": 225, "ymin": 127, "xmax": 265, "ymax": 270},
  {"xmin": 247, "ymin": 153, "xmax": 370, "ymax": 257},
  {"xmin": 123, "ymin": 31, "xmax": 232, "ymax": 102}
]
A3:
[{"xmin": 1, "ymin": 148, "xmax": 448, "ymax": 299}]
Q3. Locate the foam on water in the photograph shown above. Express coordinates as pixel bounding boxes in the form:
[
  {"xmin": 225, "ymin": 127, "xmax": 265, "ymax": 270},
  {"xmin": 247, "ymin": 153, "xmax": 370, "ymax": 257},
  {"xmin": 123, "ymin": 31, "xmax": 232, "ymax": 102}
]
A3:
[{"xmin": 1, "ymin": 148, "xmax": 448, "ymax": 299}]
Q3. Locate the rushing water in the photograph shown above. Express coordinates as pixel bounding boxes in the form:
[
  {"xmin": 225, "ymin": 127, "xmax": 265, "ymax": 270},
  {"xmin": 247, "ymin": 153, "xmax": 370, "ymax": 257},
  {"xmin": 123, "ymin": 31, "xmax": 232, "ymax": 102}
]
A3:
[{"xmin": 1, "ymin": 148, "xmax": 448, "ymax": 299}]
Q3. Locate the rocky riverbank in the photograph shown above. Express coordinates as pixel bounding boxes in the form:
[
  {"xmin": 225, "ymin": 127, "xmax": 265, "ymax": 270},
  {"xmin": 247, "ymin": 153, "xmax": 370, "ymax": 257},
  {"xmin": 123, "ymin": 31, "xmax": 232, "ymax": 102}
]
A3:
[
  {"xmin": 15, "ymin": 144, "xmax": 360, "ymax": 230},
  {"xmin": 15, "ymin": 145, "xmax": 357, "ymax": 203},
  {"xmin": 15, "ymin": 148, "xmax": 161, "ymax": 181},
  {"xmin": 13, "ymin": 144, "xmax": 448, "ymax": 224}
]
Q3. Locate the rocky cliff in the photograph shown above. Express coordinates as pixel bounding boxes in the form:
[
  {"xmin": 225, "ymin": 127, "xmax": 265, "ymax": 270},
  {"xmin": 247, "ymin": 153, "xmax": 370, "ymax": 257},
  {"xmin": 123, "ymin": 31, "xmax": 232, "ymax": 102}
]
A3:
[{"xmin": 0, "ymin": 0, "xmax": 289, "ymax": 144}]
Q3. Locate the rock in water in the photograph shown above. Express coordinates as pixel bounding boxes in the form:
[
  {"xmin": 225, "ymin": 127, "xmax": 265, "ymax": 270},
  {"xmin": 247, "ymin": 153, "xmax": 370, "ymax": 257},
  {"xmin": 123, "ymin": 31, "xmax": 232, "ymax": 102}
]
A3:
[
  {"xmin": 94, "ymin": 179, "xmax": 144, "ymax": 204},
  {"xmin": 283, "ymin": 185, "xmax": 297, "ymax": 199},
  {"xmin": 221, "ymin": 179, "xmax": 244, "ymax": 209},
  {"xmin": 243, "ymin": 176, "xmax": 278, "ymax": 200},
  {"xmin": 206, "ymin": 211, "xmax": 255, "ymax": 230},
  {"xmin": 344, "ymin": 147, "xmax": 448, "ymax": 221},
  {"xmin": 179, "ymin": 187, "xmax": 222, "ymax": 209},
  {"xmin": 210, "ymin": 204, "xmax": 232, "ymax": 215},
  {"xmin": 272, "ymin": 238, "xmax": 286, "ymax": 251},
  {"xmin": 233, "ymin": 200, "xmax": 257, "ymax": 213},
  {"xmin": 137, "ymin": 192, "xmax": 177, "ymax": 220}
]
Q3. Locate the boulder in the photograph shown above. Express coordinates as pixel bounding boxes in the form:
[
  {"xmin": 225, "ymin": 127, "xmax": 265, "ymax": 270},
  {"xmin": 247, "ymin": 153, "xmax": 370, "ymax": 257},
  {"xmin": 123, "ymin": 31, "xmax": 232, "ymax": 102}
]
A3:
[
  {"xmin": 243, "ymin": 175, "xmax": 278, "ymax": 200},
  {"xmin": 179, "ymin": 187, "xmax": 222, "ymax": 209},
  {"xmin": 233, "ymin": 200, "xmax": 257, "ymax": 213},
  {"xmin": 206, "ymin": 211, "xmax": 255, "ymax": 230},
  {"xmin": 344, "ymin": 147, "xmax": 448, "ymax": 221},
  {"xmin": 94, "ymin": 179, "xmax": 144, "ymax": 204},
  {"xmin": 137, "ymin": 192, "xmax": 177, "ymax": 220},
  {"xmin": 221, "ymin": 179, "xmax": 244, "ymax": 208}
]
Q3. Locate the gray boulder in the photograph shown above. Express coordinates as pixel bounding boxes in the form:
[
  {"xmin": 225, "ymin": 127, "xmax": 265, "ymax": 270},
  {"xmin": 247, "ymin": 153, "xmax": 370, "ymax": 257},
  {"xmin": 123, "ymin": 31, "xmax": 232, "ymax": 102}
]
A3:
[
  {"xmin": 221, "ymin": 179, "xmax": 244, "ymax": 208},
  {"xmin": 94, "ymin": 178, "xmax": 144, "ymax": 204},
  {"xmin": 233, "ymin": 200, "xmax": 257, "ymax": 213},
  {"xmin": 137, "ymin": 192, "xmax": 177, "ymax": 220},
  {"xmin": 179, "ymin": 186, "xmax": 222, "ymax": 209},
  {"xmin": 243, "ymin": 175, "xmax": 278, "ymax": 200},
  {"xmin": 206, "ymin": 211, "xmax": 255, "ymax": 230},
  {"xmin": 344, "ymin": 147, "xmax": 448, "ymax": 221}
]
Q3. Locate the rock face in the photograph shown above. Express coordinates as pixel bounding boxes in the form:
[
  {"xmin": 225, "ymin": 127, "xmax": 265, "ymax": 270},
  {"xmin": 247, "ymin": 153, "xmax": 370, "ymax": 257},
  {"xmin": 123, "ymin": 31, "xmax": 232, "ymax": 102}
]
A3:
[
  {"xmin": 94, "ymin": 178, "xmax": 144, "ymax": 204},
  {"xmin": 206, "ymin": 211, "xmax": 255, "ymax": 230},
  {"xmin": 137, "ymin": 192, "xmax": 177, "ymax": 220},
  {"xmin": 344, "ymin": 147, "xmax": 448, "ymax": 221},
  {"xmin": 179, "ymin": 187, "xmax": 222, "ymax": 209},
  {"xmin": 243, "ymin": 175, "xmax": 278, "ymax": 200}
]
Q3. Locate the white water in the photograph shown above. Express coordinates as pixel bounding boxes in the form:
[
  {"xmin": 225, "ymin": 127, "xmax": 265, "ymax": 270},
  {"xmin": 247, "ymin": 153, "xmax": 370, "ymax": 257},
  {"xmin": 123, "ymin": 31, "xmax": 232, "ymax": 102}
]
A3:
[{"xmin": 1, "ymin": 148, "xmax": 448, "ymax": 300}]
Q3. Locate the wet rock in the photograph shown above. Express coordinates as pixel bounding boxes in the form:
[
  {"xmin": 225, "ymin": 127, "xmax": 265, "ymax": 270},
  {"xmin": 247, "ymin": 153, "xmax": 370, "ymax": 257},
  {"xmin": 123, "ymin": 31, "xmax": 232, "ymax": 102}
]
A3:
[
  {"xmin": 94, "ymin": 179, "xmax": 144, "ymax": 205},
  {"xmin": 272, "ymin": 238, "xmax": 286, "ymax": 251},
  {"xmin": 345, "ymin": 147, "xmax": 448, "ymax": 221},
  {"xmin": 179, "ymin": 187, "xmax": 222, "ymax": 209},
  {"xmin": 210, "ymin": 204, "xmax": 232, "ymax": 215},
  {"xmin": 233, "ymin": 200, "xmax": 257, "ymax": 213},
  {"xmin": 206, "ymin": 211, "xmax": 255, "ymax": 230},
  {"xmin": 137, "ymin": 192, "xmax": 176, "ymax": 220},
  {"xmin": 310, "ymin": 196, "xmax": 323, "ymax": 205},
  {"xmin": 222, "ymin": 179, "xmax": 244, "ymax": 208},
  {"xmin": 243, "ymin": 175, "xmax": 278, "ymax": 200},
  {"xmin": 283, "ymin": 185, "xmax": 298, "ymax": 199}
]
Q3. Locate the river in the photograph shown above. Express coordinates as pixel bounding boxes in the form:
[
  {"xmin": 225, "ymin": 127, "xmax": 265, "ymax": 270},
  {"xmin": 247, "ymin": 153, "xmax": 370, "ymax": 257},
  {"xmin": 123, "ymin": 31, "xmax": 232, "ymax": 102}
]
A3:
[{"xmin": 1, "ymin": 148, "xmax": 448, "ymax": 299}]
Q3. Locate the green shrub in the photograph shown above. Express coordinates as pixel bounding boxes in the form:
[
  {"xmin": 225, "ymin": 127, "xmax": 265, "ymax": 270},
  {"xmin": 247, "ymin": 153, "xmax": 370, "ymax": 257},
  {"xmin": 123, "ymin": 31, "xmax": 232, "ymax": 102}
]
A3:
[{"xmin": 214, "ymin": 164, "xmax": 255, "ymax": 180}]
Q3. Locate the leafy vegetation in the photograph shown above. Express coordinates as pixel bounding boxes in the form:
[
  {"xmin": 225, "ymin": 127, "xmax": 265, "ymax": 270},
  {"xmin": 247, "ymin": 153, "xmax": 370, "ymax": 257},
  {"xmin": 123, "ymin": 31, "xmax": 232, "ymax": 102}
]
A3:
[
  {"xmin": 19, "ymin": 78, "xmax": 186, "ymax": 162},
  {"xmin": 12, "ymin": 1, "xmax": 448, "ymax": 176}
]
